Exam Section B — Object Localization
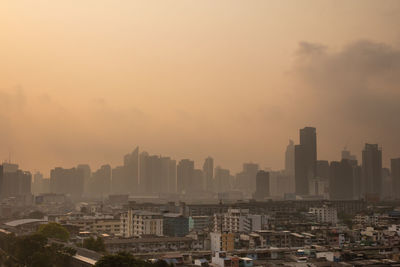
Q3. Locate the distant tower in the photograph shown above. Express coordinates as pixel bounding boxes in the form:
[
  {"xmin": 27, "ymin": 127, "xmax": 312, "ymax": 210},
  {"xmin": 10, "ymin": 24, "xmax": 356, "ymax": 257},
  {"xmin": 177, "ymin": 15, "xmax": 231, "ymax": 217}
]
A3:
[
  {"xmin": 392, "ymin": 158, "xmax": 400, "ymax": 199},
  {"xmin": 253, "ymin": 170, "xmax": 270, "ymax": 200},
  {"xmin": 124, "ymin": 147, "xmax": 139, "ymax": 193},
  {"xmin": 342, "ymin": 148, "xmax": 357, "ymax": 161},
  {"xmin": 203, "ymin": 157, "xmax": 214, "ymax": 192},
  {"xmin": 295, "ymin": 127, "xmax": 317, "ymax": 195},
  {"xmin": 177, "ymin": 159, "xmax": 194, "ymax": 194},
  {"xmin": 285, "ymin": 140, "xmax": 295, "ymax": 176},
  {"xmin": 362, "ymin": 144, "xmax": 382, "ymax": 199}
]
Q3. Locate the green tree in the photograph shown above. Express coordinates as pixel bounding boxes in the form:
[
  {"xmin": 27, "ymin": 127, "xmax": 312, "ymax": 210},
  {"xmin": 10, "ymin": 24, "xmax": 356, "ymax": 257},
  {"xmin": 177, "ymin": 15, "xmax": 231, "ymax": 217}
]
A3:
[
  {"xmin": 15, "ymin": 233, "xmax": 47, "ymax": 266},
  {"xmin": 37, "ymin": 222, "xmax": 70, "ymax": 241},
  {"xmin": 83, "ymin": 237, "xmax": 106, "ymax": 252},
  {"xmin": 95, "ymin": 252, "xmax": 151, "ymax": 267},
  {"xmin": 0, "ymin": 233, "xmax": 76, "ymax": 267}
]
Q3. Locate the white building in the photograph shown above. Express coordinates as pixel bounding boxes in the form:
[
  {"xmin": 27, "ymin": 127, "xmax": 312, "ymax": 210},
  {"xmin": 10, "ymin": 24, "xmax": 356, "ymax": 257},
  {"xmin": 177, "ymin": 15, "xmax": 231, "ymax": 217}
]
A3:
[
  {"xmin": 213, "ymin": 209, "xmax": 268, "ymax": 233},
  {"xmin": 120, "ymin": 210, "xmax": 163, "ymax": 237},
  {"xmin": 309, "ymin": 205, "xmax": 337, "ymax": 225}
]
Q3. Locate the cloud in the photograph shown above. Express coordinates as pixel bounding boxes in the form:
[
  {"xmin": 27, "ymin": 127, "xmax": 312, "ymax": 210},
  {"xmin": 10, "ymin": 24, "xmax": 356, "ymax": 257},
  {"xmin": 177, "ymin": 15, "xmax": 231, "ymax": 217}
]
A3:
[{"xmin": 292, "ymin": 40, "xmax": 400, "ymax": 162}]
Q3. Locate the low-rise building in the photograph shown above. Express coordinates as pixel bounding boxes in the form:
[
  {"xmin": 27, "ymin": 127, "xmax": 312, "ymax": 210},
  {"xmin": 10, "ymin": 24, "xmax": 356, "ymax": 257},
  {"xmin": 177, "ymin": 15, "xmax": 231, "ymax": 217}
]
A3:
[
  {"xmin": 120, "ymin": 209, "xmax": 163, "ymax": 237},
  {"xmin": 309, "ymin": 205, "xmax": 337, "ymax": 225}
]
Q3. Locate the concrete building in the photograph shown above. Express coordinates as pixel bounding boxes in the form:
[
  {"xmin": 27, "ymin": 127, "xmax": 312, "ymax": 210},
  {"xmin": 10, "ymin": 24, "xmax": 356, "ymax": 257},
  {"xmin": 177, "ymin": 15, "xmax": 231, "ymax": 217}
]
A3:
[
  {"xmin": 189, "ymin": 216, "xmax": 211, "ymax": 231},
  {"xmin": 392, "ymin": 158, "xmax": 400, "ymax": 199},
  {"xmin": 77, "ymin": 164, "xmax": 91, "ymax": 196},
  {"xmin": 163, "ymin": 213, "xmax": 189, "ymax": 237},
  {"xmin": 295, "ymin": 127, "xmax": 317, "ymax": 195},
  {"xmin": 362, "ymin": 143, "xmax": 382, "ymax": 200},
  {"xmin": 90, "ymin": 164, "xmax": 111, "ymax": 197},
  {"xmin": 253, "ymin": 171, "xmax": 270, "ymax": 200},
  {"xmin": 329, "ymin": 159, "xmax": 356, "ymax": 200},
  {"xmin": 213, "ymin": 208, "xmax": 267, "ymax": 233},
  {"xmin": 210, "ymin": 232, "xmax": 236, "ymax": 253},
  {"xmin": 177, "ymin": 159, "xmax": 195, "ymax": 194},
  {"xmin": 203, "ymin": 157, "xmax": 214, "ymax": 192},
  {"xmin": 50, "ymin": 167, "xmax": 84, "ymax": 199},
  {"xmin": 1, "ymin": 163, "xmax": 32, "ymax": 200},
  {"xmin": 120, "ymin": 210, "xmax": 163, "ymax": 237},
  {"xmin": 309, "ymin": 205, "xmax": 337, "ymax": 225}
]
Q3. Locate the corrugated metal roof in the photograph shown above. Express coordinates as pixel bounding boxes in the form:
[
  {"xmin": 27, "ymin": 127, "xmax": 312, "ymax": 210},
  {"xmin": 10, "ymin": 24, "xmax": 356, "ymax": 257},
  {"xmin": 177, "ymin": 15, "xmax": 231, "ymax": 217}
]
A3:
[{"xmin": 4, "ymin": 219, "xmax": 48, "ymax": 227}]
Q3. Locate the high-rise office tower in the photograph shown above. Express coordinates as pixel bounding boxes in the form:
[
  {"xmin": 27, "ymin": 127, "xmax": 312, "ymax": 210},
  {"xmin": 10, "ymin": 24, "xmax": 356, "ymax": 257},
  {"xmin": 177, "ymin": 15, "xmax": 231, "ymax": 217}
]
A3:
[
  {"xmin": 91, "ymin": 164, "xmax": 111, "ymax": 197},
  {"xmin": 177, "ymin": 159, "xmax": 194, "ymax": 194},
  {"xmin": 203, "ymin": 157, "xmax": 214, "ymax": 192},
  {"xmin": 242, "ymin": 163, "xmax": 259, "ymax": 193},
  {"xmin": 139, "ymin": 151, "xmax": 149, "ymax": 193},
  {"xmin": 316, "ymin": 160, "xmax": 330, "ymax": 181},
  {"xmin": 285, "ymin": 140, "xmax": 295, "ymax": 193},
  {"xmin": 362, "ymin": 143, "xmax": 382, "ymax": 199},
  {"xmin": 253, "ymin": 171, "xmax": 270, "ymax": 200},
  {"xmin": 77, "ymin": 164, "xmax": 91, "ymax": 195},
  {"xmin": 392, "ymin": 158, "xmax": 400, "ymax": 199},
  {"xmin": 193, "ymin": 169, "xmax": 204, "ymax": 192},
  {"xmin": 160, "ymin": 157, "xmax": 171, "ymax": 194},
  {"xmin": 146, "ymin": 155, "xmax": 162, "ymax": 195},
  {"xmin": 124, "ymin": 147, "xmax": 139, "ymax": 193},
  {"xmin": 285, "ymin": 140, "xmax": 295, "ymax": 176},
  {"xmin": 50, "ymin": 167, "xmax": 84, "ymax": 199},
  {"xmin": 32, "ymin": 172, "xmax": 44, "ymax": 194},
  {"xmin": 295, "ymin": 127, "xmax": 317, "ymax": 195},
  {"xmin": 214, "ymin": 166, "xmax": 231, "ymax": 193},
  {"xmin": 168, "ymin": 159, "xmax": 177, "ymax": 193},
  {"xmin": 381, "ymin": 168, "xmax": 392, "ymax": 199},
  {"xmin": 352, "ymin": 164, "xmax": 363, "ymax": 200},
  {"xmin": 342, "ymin": 149, "xmax": 357, "ymax": 161},
  {"xmin": 1, "ymin": 164, "xmax": 31, "ymax": 199},
  {"xmin": 329, "ymin": 159, "xmax": 354, "ymax": 200},
  {"xmin": 111, "ymin": 166, "xmax": 126, "ymax": 194}
]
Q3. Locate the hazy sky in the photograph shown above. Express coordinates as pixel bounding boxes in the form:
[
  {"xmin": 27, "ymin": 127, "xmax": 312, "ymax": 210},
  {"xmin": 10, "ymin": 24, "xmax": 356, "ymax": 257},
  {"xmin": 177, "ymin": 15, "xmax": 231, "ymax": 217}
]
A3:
[{"xmin": 1, "ymin": 1, "xmax": 400, "ymax": 175}]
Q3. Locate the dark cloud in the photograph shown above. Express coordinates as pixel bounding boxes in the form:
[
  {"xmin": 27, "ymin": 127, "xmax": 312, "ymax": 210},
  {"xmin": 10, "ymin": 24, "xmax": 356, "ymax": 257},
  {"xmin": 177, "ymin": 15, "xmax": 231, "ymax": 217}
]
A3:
[{"xmin": 293, "ymin": 40, "xmax": 400, "ymax": 163}]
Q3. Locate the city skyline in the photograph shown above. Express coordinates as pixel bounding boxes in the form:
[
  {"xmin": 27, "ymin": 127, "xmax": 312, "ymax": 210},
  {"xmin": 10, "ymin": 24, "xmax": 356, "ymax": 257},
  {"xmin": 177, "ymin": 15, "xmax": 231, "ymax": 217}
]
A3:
[
  {"xmin": 1, "ymin": 1, "xmax": 400, "ymax": 174},
  {"xmin": 0, "ymin": 131, "xmax": 397, "ymax": 178}
]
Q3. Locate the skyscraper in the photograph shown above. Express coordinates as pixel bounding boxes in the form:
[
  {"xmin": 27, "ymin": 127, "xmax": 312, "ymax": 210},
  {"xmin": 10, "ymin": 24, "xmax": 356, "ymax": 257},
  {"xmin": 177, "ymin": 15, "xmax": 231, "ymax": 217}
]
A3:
[
  {"xmin": 329, "ymin": 159, "xmax": 354, "ymax": 200},
  {"xmin": 111, "ymin": 166, "xmax": 127, "ymax": 194},
  {"xmin": 124, "ymin": 147, "xmax": 139, "ymax": 193},
  {"xmin": 139, "ymin": 154, "xmax": 163, "ymax": 195},
  {"xmin": 392, "ymin": 158, "xmax": 400, "ymax": 199},
  {"xmin": 1, "ymin": 164, "xmax": 31, "ymax": 200},
  {"xmin": 242, "ymin": 163, "xmax": 259, "ymax": 193},
  {"xmin": 203, "ymin": 157, "xmax": 214, "ymax": 192},
  {"xmin": 50, "ymin": 167, "xmax": 84, "ymax": 199},
  {"xmin": 285, "ymin": 140, "xmax": 295, "ymax": 176},
  {"xmin": 342, "ymin": 149, "xmax": 357, "ymax": 161},
  {"xmin": 214, "ymin": 166, "xmax": 231, "ymax": 193},
  {"xmin": 168, "ymin": 159, "xmax": 177, "ymax": 193},
  {"xmin": 139, "ymin": 151, "xmax": 149, "ymax": 193},
  {"xmin": 193, "ymin": 169, "xmax": 204, "ymax": 192},
  {"xmin": 77, "ymin": 164, "xmax": 91, "ymax": 196},
  {"xmin": 316, "ymin": 160, "xmax": 330, "ymax": 181},
  {"xmin": 253, "ymin": 170, "xmax": 270, "ymax": 200},
  {"xmin": 177, "ymin": 159, "xmax": 194, "ymax": 194},
  {"xmin": 91, "ymin": 164, "xmax": 111, "ymax": 197},
  {"xmin": 362, "ymin": 143, "xmax": 382, "ymax": 199},
  {"xmin": 295, "ymin": 127, "xmax": 317, "ymax": 195}
]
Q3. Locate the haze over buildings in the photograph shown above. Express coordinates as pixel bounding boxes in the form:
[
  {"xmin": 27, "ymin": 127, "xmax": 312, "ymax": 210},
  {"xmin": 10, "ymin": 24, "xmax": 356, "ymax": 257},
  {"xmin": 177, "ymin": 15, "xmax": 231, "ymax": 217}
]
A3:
[{"xmin": 0, "ymin": 1, "xmax": 400, "ymax": 175}]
